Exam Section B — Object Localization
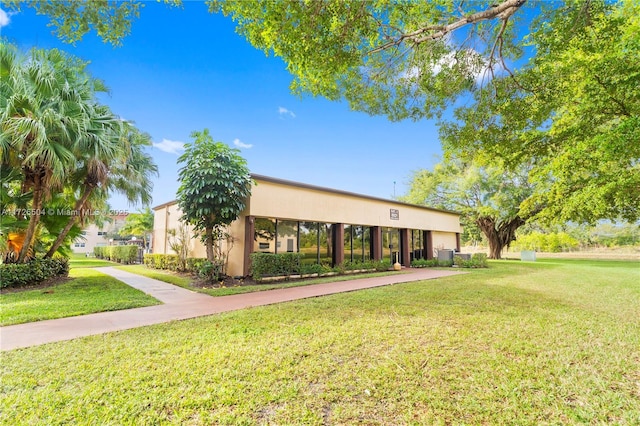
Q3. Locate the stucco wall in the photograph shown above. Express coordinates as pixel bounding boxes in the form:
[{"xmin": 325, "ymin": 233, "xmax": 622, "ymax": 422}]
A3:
[
  {"xmin": 248, "ymin": 178, "xmax": 461, "ymax": 232},
  {"xmin": 431, "ymin": 231, "xmax": 458, "ymax": 256},
  {"xmin": 152, "ymin": 203, "xmax": 206, "ymax": 258}
]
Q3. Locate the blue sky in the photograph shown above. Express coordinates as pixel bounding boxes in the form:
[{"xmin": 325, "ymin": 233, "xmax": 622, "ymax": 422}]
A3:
[{"xmin": 1, "ymin": 2, "xmax": 444, "ymax": 211}]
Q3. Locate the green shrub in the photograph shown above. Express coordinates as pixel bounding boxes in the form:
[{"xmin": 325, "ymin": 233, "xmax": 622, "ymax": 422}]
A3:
[
  {"xmin": 372, "ymin": 260, "xmax": 391, "ymax": 271},
  {"xmin": 342, "ymin": 259, "xmax": 381, "ymax": 271},
  {"xmin": 195, "ymin": 260, "xmax": 223, "ymax": 282},
  {"xmin": 143, "ymin": 254, "xmax": 181, "ymax": 270},
  {"xmin": 250, "ymin": 252, "xmax": 302, "ymax": 281},
  {"xmin": 513, "ymin": 232, "xmax": 579, "ymax": 252},
  {"xmin": 95, "ymin": 246, "xmax": 139, "ymax": 264},
  {"xmin": 453, "ymin": 254, "xmax": 488, "ymax": 268},
  {"xmin": 94, "ymin": 246, "xmax": 105, "ymax": 259},
  {"xmin": 299, "ymin": 263, "xmax": 329, "ymax": 276},
  {"xmin": 470, "ymin": 253, "xmax": 488, "ymax": 268},
  {"xmin": 143, "ymin": 254, "xmax": 222, "ymax": 279},
  {"xmin": 0, "ymin": 258, "xmax": 69, "ymax": 289},
  {"xmin": 411, "ymin": 258, "xmax": 440, "ymax": 268}
]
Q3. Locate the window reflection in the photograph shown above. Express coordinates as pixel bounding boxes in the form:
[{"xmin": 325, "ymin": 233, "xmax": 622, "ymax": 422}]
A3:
[
  {"xmin": 277, "ymin": 220, "xmax": 298, "ymax": 253},
  {"xmin": 253, "ymin": 218, "xmax": 374, "ymax": 265},
  {"xmin": 299, "ymin": 221, "xmax": 319, "ymax": 264},
  {"xmin": 254, "ymin": 217, "xmax": 276, "ymax": 253}
]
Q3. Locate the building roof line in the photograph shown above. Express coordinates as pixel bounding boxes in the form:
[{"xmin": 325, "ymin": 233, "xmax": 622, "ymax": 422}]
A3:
[{"xmin": 153, "ymin": 174, "xmax": 461, "ymax": 216}]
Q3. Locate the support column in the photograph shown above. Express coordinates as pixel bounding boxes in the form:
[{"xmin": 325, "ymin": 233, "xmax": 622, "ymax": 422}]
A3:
[
  {"xmin": 243, "ymin": 216, "xmax": 255, "ymax": 276},
  {"xmin": 371, "ymin": 226, "xmax": 382, "ymax": 260},
  {"xmin": 425, "ymin": 230, "xmax": 433, "ymax": 260},
  {"xmin": 400, "ymin": 229, "xmax": 410, "ymax": 267},
  {"xmin": 332, "ymin": 224, "xmax": 344, "ymax": 266},
  {"xmin": 456, "ymin": 233, "xmax": 461, "ymax": 252}
]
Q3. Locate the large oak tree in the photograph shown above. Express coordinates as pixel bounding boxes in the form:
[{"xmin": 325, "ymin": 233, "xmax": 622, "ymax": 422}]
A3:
[{"xmin": 403, "ymin": 157, "xmax": 537, "ymax": 259}]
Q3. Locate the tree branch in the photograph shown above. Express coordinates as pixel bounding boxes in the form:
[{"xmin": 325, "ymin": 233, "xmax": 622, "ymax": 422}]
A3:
[{"xmin": 368, "ymin": 0, "xmax": 527, "ymax": 54}]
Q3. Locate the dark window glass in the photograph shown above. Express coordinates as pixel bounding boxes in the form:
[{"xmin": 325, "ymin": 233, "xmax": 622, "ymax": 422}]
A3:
[
  {"xmin": 362, "ymin": 227, "xmax": 371, "ymax": 261},
  {"xmin": 382, "ymin": 227, "xmax": 400, "ymax": 264},
  {"xmin": 410, "ymin": 229, "xmax": 424, "ymax": 261}
]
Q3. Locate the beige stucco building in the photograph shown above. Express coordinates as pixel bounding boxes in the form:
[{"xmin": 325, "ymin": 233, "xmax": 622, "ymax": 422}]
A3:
[
  {"xmin": 153, "ymin": 174, "xmax": 462, "ymax": 277},
  {"xmin": 72, "ymin": 214, "xmax": 129, "ymax": 254}
]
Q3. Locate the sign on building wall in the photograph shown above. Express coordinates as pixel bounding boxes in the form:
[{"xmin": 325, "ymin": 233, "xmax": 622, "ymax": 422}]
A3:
[{"xmin": 390, "ymin": 209, "xmax": 399, "ymax": 220}]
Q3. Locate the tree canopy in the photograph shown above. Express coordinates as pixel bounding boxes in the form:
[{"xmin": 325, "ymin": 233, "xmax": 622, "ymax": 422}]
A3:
[
  {"xmin": 176, "ymin": 129, "xmax": 252, "ymax": 263},
  {"xmin": 8, "ymin": 0, "xmax": 638, "ymax": 226},
  {"xmin": 441, "ymin": 0, "xmax": 640, "ymax": 224}
]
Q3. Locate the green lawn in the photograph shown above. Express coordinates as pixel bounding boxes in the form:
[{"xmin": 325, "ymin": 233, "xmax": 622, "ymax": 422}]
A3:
[
  {"xmin": 2, "ymin": 260, "xmax": 639, "ymax": 424},
  {"xmin": 0, "ymin": 267, "xmax": 159, "ymax": 326},
  {"xmin": 115, "ymin": 264, "xmax": 404, "ymax": 297},
  {"xmin": 68, "ymin": 254, "xmax": 117, "ymax": 269}
]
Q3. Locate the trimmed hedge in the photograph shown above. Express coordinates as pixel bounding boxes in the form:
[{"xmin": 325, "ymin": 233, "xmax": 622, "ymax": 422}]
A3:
[
  {"xmin": 0, "ymin": 258, "xmax": 69, "ymax": 290},
  {"xmin": 411, "ymin": 258, "xmax": 454, "ymax": 268},
  {"xmin": 412, "ymin": 254, "xmax": 487, "ymax": 268},
  {"xmin": 94, "ymin": 245, "xmax": 139, "ymax": 264},
  {"xmin": 143, "ymin": 253, "xmax": 180, "ymax": 270},
  {"xmin": 250, "ymin": 252, "xmax": 302, "ymax": 281},
  {"xmin": 250, "ymin": 254, "xmax": 392, "ymax": 281}
]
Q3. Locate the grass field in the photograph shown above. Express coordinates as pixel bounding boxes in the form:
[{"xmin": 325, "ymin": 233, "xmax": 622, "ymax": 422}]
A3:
[
  {"xmin": 2, "ymin": 259, "xmax": 639, "ymax": 424},
  {"xmin": 68, "ymin": 253, "xmax": 118, "ymax": 268},
  {"xmin": 0, "ymin": 262, "xmax": 159, "ymax": 326}
]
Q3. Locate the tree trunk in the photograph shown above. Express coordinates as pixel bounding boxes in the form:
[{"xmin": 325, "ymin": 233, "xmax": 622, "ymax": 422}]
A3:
[
  {"xmin": 476, "ymin": 216, "xmax": 525, "ymax": 259},
  {"xmin": 44, "ymin": 186, "xmax": 95, "ymax": 258},
  {"xmin": 205, "ymin": 226, "xmax": 214, "ymax": 262},
  {"xmin": 18, "ymin": 175, "xmax": 44, "ymax": 263}
]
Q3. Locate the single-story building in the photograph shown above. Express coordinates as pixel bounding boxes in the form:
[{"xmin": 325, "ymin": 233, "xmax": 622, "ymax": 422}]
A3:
[{"xmin": 152, "ymin": 174, "xmax": 462, "ymax": 277}]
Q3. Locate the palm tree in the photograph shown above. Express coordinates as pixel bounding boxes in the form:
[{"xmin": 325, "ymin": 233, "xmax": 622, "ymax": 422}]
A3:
[
  {"xmin": 1, "ymin": 43, "xmax": 114, "ymax": 262},
  {"xmin": 1, "ymin": 42, "xmax": 158, "ymax": 262},
  {"xmin": 44, "ymin": 122, "xmax": 157, "ymax": 258},
  {"xmin": 118, "ymin": 207, "xmax": 155, "ymax": 251}
]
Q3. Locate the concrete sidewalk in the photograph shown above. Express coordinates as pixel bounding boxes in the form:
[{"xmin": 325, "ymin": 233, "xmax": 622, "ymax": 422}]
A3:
[{"xmin": 0, "ymin": 267, "xmax": 460, "ymax": 351}]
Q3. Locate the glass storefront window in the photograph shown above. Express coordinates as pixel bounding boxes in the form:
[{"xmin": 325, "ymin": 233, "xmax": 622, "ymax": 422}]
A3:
[
  {"xmin": 253, "ymin": 218, "xmax": 376, "ymax": 266},
  {"xmin": 381, "ymin": 227, "xmax": 400, "ymax": 264},
  {"xmin": 277, "ymin": 220, "xmax": 298, "ymax": 253},
  {"xmin": 318, "ymin": 223, "xmax": 332, "ymax": 265},
  {"xmin": 344, "ymin": 225, "xmax": 354, "ymax": 262},
  {"xmin": 299, "ymin": 221, "xmax": 319, "ymax": 264},
  {"xmin": 362, "ymin": 226, "xmax": 371, "ymax": 261},
  {"xmin": 411, "ymin": 229, "xmax": 424, "ymax": 261},
  {"xmin": 254, "ymin": 218, "xmax": 276, "ymax": 253}
]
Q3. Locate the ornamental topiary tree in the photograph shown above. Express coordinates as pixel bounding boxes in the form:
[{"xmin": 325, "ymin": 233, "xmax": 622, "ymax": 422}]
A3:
[{"xmin": 176, "ymin": 129, "xmax": 252, "ymax": 264}]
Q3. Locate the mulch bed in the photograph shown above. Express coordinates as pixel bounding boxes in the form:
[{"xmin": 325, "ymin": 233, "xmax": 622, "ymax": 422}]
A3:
[{"xmin": 191, "ymin": 275, "xmax": 259, "ymax": 289}]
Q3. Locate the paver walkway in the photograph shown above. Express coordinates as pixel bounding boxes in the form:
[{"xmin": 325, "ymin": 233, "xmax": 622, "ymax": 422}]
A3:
[{"xmin": 0, "ymin": 267, "xmax": 461, "ymax": 351}]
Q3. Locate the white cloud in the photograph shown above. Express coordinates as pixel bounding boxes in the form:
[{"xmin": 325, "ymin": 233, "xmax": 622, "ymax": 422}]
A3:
[
  {"xmin": 278, "ymin": 106, "xmax": 296, "ymax": 118},
  {"xmin": 153, "ymin": 138, "xmax": 185, "ymax": 155},
  {"xmin": 0, "ymin": 9, "xmax": 11, "ymax": 28},
  {"xmin": 233, "ymin": 138, "xmax": 253, "ymax": 149}
]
